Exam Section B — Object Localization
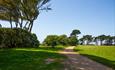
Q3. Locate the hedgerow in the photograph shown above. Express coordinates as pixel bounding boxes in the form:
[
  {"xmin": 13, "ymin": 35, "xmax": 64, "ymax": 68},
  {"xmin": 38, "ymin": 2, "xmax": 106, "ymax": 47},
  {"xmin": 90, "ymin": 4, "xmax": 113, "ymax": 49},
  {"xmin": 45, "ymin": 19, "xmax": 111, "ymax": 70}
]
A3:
[{"xmin": 0, "ymin": 28, "xmax": 39, "ymax": 48}]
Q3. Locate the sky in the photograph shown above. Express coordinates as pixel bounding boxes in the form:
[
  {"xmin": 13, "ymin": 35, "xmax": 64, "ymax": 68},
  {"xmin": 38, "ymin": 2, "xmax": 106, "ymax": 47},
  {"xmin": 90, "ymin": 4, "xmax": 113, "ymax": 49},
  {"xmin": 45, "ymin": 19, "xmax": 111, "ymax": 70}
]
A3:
[{"xmin": 0, "ymin": 0, "xmax": 115, "ymax": 42}]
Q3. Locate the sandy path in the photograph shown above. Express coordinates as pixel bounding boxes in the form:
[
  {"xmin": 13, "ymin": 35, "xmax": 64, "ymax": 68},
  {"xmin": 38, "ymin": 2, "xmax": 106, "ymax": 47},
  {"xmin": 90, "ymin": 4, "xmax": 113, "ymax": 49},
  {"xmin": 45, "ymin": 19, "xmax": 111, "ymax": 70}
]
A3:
[{"xmin": 59, "ymin": 46, "xmax": 113, "ymax": 70}]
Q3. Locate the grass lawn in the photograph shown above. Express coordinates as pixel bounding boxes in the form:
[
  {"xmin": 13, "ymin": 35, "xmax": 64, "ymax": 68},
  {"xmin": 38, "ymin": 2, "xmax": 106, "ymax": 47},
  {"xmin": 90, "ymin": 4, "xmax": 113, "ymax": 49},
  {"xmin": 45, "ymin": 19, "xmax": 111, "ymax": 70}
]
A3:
[
  {"xmin": 74, "ymin": 45, "xmax": 115, "ymax": 69},
  {"xmin": 0, "ymin": 45, "xmax": 66, "ymax": 70}
]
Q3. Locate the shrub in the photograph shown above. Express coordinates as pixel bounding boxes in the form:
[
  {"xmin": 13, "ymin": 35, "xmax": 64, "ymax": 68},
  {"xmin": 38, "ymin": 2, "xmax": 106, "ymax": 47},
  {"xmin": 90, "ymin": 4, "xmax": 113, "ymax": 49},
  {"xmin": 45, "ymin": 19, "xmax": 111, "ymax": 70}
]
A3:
[
  {"xmin": 0, "ymin": 28, "xmax": 39, "ymax": 48},
  {"xmin": 43, "ymin": 35, "xmax": 79, "ymax": 47},
  {"xmin": 68, "ymin": 36, "xmax": 78, "ymax": 46},
  {"xmin": 58, "ymin": 35, "xmax": 68, "ymax": 46},
  {"xmin": 43, "ymin": 35, "xmax": 59, "ymax": 48}
]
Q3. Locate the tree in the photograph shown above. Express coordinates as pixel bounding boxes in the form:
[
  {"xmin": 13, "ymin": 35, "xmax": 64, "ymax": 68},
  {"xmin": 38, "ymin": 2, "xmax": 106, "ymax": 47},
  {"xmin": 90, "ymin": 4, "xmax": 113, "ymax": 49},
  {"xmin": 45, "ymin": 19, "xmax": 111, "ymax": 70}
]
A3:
[
  {"xmin": 79, "ymin": 38, "xmax": 84, "ymax": 45},
  {"xmin": 43, "ymin": 35, "xmax": 59, "ymax": 48},
  {"xmin": 105, "ymin": 35, "xmax": 114, "ymax": 45},
  {"xmin": 112, "ymin": 36, "xmax": 115, "ymax": 45},
  {"xmin": 68, "ymin": 29, "xmax": 81, "ymax": 46},
  {"xmin": 0, "ymin": 28, "xmax": 40, "ymax": 48},
  {"xmin": 70, "ymin": 29, "xmax": 81, "ymax": 37},
  {"xmin": 58, "ymin": 35, "xmax": 68, "ymax": 46},
  {"xmin": 68, "ymin": 36, "xmax": 78, "ymax": 46},
  {"xmin": 0, "ymin": 0, "xmax": 20, "ymax": 28},
  {"xmin": 97, "ymin": 35, "xmax": 106, "ymax": 45},
  {"xmin": 93, "ymin": 37, "xmax": 99, "ymax": 45},
  {"xmin": 83, "ymin": 35, "xmax": 92, "ymax": 45},
  {"xmin": 0, "ymin": 24, "xmax": 2, "ymax": 28},
  {"xmin": 0, "ymin": 0, "xmax": 51, "ymax": 32}
]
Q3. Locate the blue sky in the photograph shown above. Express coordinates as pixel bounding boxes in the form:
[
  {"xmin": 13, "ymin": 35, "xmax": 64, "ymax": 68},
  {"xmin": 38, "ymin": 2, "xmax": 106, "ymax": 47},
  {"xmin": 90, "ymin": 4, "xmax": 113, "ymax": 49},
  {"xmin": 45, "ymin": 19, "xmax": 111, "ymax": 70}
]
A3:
[{"xmin": 0, "ymin": 0, "xmax": 115, "ymax": 42}]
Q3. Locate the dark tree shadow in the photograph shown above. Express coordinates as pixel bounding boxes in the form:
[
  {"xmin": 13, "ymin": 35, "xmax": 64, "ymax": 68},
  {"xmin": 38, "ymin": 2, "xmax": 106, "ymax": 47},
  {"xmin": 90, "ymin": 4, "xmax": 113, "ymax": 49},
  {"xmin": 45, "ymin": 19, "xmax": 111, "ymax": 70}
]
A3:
[{"xmin": 0, "ymin": 48, "xmax": 66, "ymax": 70}]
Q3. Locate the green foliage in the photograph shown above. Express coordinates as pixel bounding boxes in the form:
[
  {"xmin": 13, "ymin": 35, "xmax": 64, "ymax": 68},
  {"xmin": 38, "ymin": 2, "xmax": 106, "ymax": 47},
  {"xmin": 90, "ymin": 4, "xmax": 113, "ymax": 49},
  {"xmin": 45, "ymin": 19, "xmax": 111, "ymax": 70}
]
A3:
[
  {"xmin": 97, "ymin": 35, "xmax": 106, "ymax": 45},
  {"xmin": 70, "ymin": 29, "xmax": 81, "ymax": 37},
  {"xmin": 43, "ymin": 35, "xmax": 59, "ymax": 48},
  {"xmin": 43, "ymin": 35, "xmax": 79, "ymax": 47},
  {"xmin": 79, "ymin": 35, "xmax": 93, "ymax": 45},
  {"xmin": 68, "ymin": 36, "xmax": 78, "ymax": 46},
  {"xmin": 69, "ymin": 29, "xmax": 80, "ymax": 46},
  {"xmin": 83, "ymin": 35, "xmax": 92, "ymax": 44},
  {"xmin": 79, "ymin": 35, "xmax": 115, "ymax": 45},
  {"xmin": 0, "ymin": 28, "xmax": 39, "ymax": 48},
  {"xmin": 43, "ymin": 29, "xmax": 80, "ymax": 47},
  {"xmin": 0, "ymin": 0, "xmax": 51, "ymax": 32},
  {"xmin": 58, "ymin": 35, "xmax": 68, "ymax": 46},
  {"xmin": 74, "ymin": 45, "xmax": 115, "ymax": 69},
  {"xmin": 79, "ymin": 38, "xmax": 84, "ymax": 45},
  {"xmin": 97, "ymin": 35, "xmax": 106, "ymax": 41}
]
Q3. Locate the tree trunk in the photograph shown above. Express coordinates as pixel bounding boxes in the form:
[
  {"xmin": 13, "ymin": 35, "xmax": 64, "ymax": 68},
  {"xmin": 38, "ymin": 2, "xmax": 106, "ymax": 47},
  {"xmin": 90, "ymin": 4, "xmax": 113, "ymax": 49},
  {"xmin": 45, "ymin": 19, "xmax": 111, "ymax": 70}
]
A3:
[
  {"xmin": 15, "ymin": 22, "xmax": 18, "ymax": 28},
  {"xmin": 29, "ymin": 21, "xmax": 33, "ymax": 32},
  {"xmin": 20, "ymin": 18, "xmax": 23, "ymax": 29},
  {"xmin": 100, "ymin": 41, "xmax": 102, "ymax": 45},
  {"xmin": 10, "ymin": 17, "xmax": 12, "ymax": 29},
  {"xmin": 96, "ymin": 41, "xmax": 98, "ymax": 45},
  {"xmin": 86, "ymin": 40, "xmax": 89, "ymax": 45},
  {"xmin": 24, "ymin": 21, "xmax": 28, "ymax": 28},
  {"xmin": 28, "ymin": 23, "xmax": 31, "ymax": 32}
]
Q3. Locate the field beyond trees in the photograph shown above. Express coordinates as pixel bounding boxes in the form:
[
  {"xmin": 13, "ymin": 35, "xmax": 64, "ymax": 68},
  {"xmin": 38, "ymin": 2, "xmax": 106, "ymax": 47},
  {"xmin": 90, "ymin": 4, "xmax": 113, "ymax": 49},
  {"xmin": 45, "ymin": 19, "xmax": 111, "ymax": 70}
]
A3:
[{"xmin": 74, "ymin": 45, "xmax": 115, "ymax": 69}]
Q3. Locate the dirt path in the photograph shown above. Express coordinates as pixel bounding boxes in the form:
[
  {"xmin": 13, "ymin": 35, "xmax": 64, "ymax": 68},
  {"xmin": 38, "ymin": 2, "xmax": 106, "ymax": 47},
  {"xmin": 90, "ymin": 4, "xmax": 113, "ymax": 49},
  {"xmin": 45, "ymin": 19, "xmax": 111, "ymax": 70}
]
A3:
[{"xmin": 59, "ymin": 46, "xmax": 113, "ymax": 70}]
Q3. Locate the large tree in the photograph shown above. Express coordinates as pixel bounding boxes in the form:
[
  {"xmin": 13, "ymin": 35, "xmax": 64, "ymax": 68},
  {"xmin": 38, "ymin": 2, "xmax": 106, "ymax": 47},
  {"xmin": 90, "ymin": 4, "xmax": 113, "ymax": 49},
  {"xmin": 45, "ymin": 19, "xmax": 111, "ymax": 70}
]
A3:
[
  {"xmin": 105, "ymin": 35, "xmax": 114, "ymax": 45},
  {"xmin": 83, "ymin": 35, "xmax": 93, "ymax": 45},
  {"xmin": 68, "ymin": 36, "xmax": 78, "ymax": 46},
  {"xmin": 97, "ymin": 35, "xmax": 106, "ymax": 45},
  {"xmin": 58, "ymin": 35, "xmax": 68, "ymax": 46},
  {"xmin": 69, "ymin": 29, "xmax": 80, "ymax": 46},
  {"xmin": 79, "ymin": 37, "xmax": 85, "ymax": 45},
  {"xmin": 70, "ymin": 29, "xmax": 81, "ymax": 37},
  {"xmin": 0, "ymin": 0, "xmax": 51, "ymax": 32},
  {"xmin": 112, "ymin": 36, "xmax": 115, "ymax": 45},
  {"xmin": 93, "ymin": 37, "xmax": 99, "ymax": 45},
  {"xmin": 43, "ymin": 35, "xmax": 59, "ymax": 48},
  {"xmin": 0, "ymin": 0, "xmax": 20, "ymax": 28}
]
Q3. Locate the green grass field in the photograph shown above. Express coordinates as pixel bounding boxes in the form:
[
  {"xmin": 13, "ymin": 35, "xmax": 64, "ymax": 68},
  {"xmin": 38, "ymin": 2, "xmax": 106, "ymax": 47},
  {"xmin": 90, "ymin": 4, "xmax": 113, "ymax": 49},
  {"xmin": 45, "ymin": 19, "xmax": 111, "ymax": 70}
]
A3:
[
  {"xmin": 74, "ymin": 45, "xmax": 115, "ymax": 69},
  {"xmin": 0, "ymin": 46, "xmax": 66, "ymax": 70}
]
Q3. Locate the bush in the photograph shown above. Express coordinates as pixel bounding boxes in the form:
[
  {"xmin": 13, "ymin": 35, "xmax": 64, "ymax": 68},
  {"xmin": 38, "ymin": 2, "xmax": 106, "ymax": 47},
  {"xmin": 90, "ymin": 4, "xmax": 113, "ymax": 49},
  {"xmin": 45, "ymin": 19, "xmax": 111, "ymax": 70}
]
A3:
[
  {"xmin": 68, "ymin": 36, "xmax": 78, "ymax": 46},
  {"xmin": 0, "ymin": 28, "xmax": 39, "ymax": 48},
  {"xmin": 43, "ymin": 35, "xmax": 59, "ymax": 48},
  {"xmin": 43, "ymin": 35, "xmax": 79, "ymax": 47},
  {"xmin": 58, "ymin": 35, "xmax": 68, "ymax": 46}
]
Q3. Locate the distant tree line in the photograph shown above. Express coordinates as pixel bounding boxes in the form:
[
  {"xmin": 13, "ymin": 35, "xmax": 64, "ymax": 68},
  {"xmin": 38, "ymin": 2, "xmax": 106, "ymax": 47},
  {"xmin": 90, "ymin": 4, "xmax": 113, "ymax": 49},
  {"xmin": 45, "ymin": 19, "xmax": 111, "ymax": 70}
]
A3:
[
  {"xmin": 43, "ymin": 29, "xmax": 81, "ymax": 48},
  {"xmin": 43, "ymin": 29, "xmax": 115, "ymax": 47},
  {"xmin": 79, "ymin": 35, "xmax": 115, "ymax": 46}
]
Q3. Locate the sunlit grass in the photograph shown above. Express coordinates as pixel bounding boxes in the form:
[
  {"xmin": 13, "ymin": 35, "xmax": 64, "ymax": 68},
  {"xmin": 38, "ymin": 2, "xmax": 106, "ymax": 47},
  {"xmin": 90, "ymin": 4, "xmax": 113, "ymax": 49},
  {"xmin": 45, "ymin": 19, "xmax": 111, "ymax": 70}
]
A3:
[
  {"xmin": 74, "ymin": 45, "xmax": 115, "ymax": 69},
  {"xmin": 0, "ymin": 46, "xmax": 66, "ymax": 70}
]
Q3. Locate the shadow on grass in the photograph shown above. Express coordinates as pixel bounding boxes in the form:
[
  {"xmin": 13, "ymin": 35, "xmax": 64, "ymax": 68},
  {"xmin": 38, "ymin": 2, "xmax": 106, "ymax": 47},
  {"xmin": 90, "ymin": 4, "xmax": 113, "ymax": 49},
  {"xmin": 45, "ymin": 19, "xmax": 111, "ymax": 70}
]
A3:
[
  {"xmin": 80, "ymin": 54, "xmax": 115, "ymax": 69},
  {"xmin": 0, "ymin": 48, "xmax": 66, "ymax": 70},
  {"xmin": 37, "ymin": 46, "xmax": 64, "ymax": 51}
]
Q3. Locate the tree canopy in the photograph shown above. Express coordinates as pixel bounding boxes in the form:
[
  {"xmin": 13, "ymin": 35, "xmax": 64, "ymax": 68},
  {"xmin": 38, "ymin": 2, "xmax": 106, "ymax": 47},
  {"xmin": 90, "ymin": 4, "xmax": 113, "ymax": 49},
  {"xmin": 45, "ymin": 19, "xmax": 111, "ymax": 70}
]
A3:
[
  {"xmin": 0, "ymin": 0, "xmax": 51, "ymax": 32},
  {"xmin": 70, "ymin": 29, "xmax": 81, "ymax": 37}
]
